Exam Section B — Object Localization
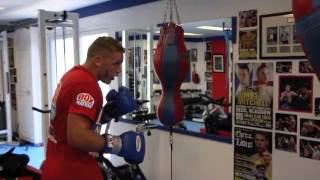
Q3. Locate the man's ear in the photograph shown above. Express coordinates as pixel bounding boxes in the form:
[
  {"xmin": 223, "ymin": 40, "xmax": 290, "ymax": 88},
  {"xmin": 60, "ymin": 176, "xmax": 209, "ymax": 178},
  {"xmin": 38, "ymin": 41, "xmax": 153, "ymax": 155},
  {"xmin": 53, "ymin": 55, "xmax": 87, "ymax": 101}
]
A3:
[{"xmin": 93, "ymin": 55, "xmax": 103, "ymax": 67}]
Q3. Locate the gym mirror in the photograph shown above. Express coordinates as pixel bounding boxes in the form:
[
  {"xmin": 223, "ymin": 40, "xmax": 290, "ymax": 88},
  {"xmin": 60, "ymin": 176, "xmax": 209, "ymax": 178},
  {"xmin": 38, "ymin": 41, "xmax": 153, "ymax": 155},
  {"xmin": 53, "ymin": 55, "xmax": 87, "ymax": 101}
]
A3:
[{"xmin": 119, "ymin": 17, "xmax": 236, "ymax": 140}]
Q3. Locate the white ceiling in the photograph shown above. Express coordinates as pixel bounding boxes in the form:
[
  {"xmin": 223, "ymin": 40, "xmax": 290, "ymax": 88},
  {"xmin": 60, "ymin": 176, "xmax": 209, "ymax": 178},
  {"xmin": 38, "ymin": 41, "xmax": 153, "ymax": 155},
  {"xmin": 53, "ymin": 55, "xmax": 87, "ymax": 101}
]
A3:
[
  {"xmin": 0, "ymin": 0, "xmax": 232, "ymax": 37},
  {"xmin": 0, "ymin": 0, "xmax": 109, "ymax": 24}
]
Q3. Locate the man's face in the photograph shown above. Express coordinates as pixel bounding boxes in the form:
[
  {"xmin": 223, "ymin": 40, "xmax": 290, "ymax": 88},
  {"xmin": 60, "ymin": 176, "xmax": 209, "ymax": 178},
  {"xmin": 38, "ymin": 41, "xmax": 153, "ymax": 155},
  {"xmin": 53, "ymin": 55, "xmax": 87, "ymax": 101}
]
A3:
[
  {"xmin": 98, "ymin": 51, "xmax": 123, "ymax": 84},
  {"xmin": 285, "ymin": 85, "xmax": 291, "ymax": 91},
  {"xmin": 258, "ymin": 67, "xmax": 269, "ymax": 84},
  {"xmin": 262, "ymin": 151, "xmax": 271, "ymax": 164},
  {"xmin": 255, "ymin": 134, "xmax": 268, "ymax": 153},
  {"xmin": 238, "ymin": 68, "xmax": 249, "ymax": 86}
]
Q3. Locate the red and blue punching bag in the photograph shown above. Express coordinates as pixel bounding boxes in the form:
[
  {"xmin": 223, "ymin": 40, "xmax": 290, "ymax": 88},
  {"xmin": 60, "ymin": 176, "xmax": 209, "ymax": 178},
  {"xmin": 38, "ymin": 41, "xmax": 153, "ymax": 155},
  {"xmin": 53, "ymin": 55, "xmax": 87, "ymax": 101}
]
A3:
[
  {"xmin": 153, "ymin": 23, "xmax": 189, "ymax": 127},
  {"xmin": 292, "ymin": 0, "xmax": 320, "ymax": 79}
]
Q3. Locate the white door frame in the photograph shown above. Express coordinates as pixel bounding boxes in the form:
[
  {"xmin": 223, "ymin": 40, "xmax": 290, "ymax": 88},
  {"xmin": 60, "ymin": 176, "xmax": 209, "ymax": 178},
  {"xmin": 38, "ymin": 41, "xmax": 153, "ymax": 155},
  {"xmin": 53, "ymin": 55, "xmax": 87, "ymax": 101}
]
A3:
[{"xmin": 121, "ymin": 28, "xmax": 153, "ymax": 113}]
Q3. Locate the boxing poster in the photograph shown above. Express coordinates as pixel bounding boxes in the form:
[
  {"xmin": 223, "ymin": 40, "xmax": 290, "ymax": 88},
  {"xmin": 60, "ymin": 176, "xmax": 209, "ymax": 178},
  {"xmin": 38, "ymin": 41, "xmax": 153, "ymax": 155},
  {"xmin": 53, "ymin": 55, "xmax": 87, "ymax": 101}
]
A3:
[
  {"xmin": 234, "ymin": 127, "xmax": 272, "ymax": 180},
  {"xmin": 235, "ymin": 62, "xmax": 274, "ymax": 129}
]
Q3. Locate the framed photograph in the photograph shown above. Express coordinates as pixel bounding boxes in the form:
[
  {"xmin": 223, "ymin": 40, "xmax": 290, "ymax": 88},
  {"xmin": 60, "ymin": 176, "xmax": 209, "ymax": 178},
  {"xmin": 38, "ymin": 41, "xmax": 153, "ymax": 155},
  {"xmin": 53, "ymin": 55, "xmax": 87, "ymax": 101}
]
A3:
[
  {"xmin": 206, "ymin": 82, "xmax": 212, "ymax": 91},
  {"xmin": 191, "ymin": 48, "xmax": 198, "ymax": 62},
  {"xmin": 206, "ymin": 61, "xmax": 213, "ymax": 72},
  {"xmin": 206, "ymin": 41, "xmax": 212, "ymax": 51},
  {"xmin": 205, "ymin": 72, "xmax": 212, "ymax": 82},
  {"xmin": 205, "ymin": 51, "xmax": 212, "ymax": 61},
  {"xmin": 213, "ymin": 55, "xmax": 224, "ymax": 72},
  {"xmin": 278, "ymin": 75, "xmax": 313, "ymax": 113},
  {"xmin": 259, "ymin": 12, "xmax": 306, "ymax": 59}
]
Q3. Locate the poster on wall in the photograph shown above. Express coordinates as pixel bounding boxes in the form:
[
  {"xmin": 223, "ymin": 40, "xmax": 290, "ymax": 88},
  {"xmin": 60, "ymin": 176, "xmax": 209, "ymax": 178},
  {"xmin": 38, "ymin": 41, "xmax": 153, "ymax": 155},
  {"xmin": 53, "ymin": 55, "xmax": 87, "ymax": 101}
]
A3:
[
  {"xmin": 239, "ymin": 9, "xmax": 258, "ymax": 28},
  {"xmin": 276, "ymin": 61, "xmax": 292, "ymax": 73},
  {"xmin": 315, "ymin": 98, "xmax": 320, "ymax": 117},
  {"xmin": 275, "ymin": 133, "xmax": 297, "ymax": 153},
  {"xmin": 299, "ymin": 61, "xmax": 314, "ymax": 73},
  {"xmin": 235, "ymin": 62, "xmax": 274, "ymax": 129},
  {"xmin": 278, "ymin": 75, "xmax": 313, "ymax": 113},
  {"xmin": 234, "ymin": 127, "xmax": 272, "ymax": 180},
  {"xmin": 300, "ymin": 118, "xmax": 320, "ymax": 139},
  {"xmin": 300, "ymin": 139, "xmax": 320, "ymax": 160},
  {"xmin": 275, "ymin": 113, "xmax": 297, "ymax": 132},
  {"xmin": 239, "ymin": 29, "xmax": 257, "ymax": 60}
]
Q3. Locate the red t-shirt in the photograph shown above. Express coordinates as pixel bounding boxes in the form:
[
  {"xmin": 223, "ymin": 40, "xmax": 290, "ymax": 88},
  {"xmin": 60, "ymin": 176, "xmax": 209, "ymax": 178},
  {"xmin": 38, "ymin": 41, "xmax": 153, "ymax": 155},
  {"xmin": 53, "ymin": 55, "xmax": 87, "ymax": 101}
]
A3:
[{"xmin": 41, "ymin": 65, "xmax": 104, "ymax": 180}]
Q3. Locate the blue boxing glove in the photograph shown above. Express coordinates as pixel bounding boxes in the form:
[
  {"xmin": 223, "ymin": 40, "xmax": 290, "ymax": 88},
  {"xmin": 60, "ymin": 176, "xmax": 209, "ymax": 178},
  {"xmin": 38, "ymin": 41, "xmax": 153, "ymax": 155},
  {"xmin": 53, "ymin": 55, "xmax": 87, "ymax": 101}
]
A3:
[
  {"xmin": 103, "ymin": 131, "xmax": 145, "ymax": 164},
  {"xmin": 101, "ymin": 86, "xmax": 138, "ymax": 123}
]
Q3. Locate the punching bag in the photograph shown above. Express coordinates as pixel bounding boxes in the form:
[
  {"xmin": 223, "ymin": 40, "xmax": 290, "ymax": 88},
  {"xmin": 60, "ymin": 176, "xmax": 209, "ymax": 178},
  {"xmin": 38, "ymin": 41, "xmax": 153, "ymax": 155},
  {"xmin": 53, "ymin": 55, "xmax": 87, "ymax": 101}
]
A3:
[
  {"xmin": 292, "ymin": 0, "xmax": 320, "ymax": 79},
  {"xmin": 153, "ymin": 23, "xmax": 189, "ymax": 127}
]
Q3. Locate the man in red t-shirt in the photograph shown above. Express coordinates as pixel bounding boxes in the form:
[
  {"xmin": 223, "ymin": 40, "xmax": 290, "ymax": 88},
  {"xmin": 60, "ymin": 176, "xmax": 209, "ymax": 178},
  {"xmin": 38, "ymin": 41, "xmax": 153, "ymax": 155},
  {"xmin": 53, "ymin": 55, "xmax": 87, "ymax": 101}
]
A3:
[{"xmin": 41, "ymin": 37, "xmax": 125, "ymax": 180}]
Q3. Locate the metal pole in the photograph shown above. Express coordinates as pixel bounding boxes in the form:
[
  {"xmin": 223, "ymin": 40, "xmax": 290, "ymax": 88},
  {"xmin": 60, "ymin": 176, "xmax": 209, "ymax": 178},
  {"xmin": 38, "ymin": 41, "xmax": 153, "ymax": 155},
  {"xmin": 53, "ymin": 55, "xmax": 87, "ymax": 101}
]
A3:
[{"xmin": 0, "ymin": 31, "xmax": 12, "ymax": 143}]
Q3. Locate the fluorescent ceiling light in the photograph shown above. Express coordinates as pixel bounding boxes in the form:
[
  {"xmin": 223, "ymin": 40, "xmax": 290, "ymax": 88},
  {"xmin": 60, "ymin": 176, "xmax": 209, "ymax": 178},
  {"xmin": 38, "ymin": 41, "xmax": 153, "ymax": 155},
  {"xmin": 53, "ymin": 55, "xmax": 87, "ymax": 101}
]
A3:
[
  {"xmin": 196, "ymin": 26, "xmax": 230, "ymax": 31},
  {"xmin": 184, "ymin": 32, "xmax": 202, "ymax": 36},
  {"xmin": 0, "ymin": 7, "xmax": 5, "ymax": 10},
  {"xmin": 154, "ymin": 31, "xmax": 202, "ymax": 36}
]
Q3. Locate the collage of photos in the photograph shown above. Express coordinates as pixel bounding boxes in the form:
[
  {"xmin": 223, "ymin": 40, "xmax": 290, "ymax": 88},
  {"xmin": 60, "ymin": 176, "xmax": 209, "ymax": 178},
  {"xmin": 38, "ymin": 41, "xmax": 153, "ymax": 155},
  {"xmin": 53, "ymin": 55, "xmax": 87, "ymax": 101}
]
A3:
[
  {"xmin": 260, "ymin": 13, "xmax": 305, "ymax": 59},
  {"xmin": 278, "ymin": 76, "xmax": 313, "ymax": 112},
  {"xmin": 234, "ymin": 9, "xmax": 320, "ymax": 179},
  {"xmin": 234, "ymin": 128, "xmax": 272, "ymax": 180},
  {"xmin": 275, "ymin": 133, "xmax": 297, "ymax": 153},
  {"xmin": 235, "ymin": 62, "xmax": 274, "ymax": 129},
  {"xmin": 204, "ymin": 42, "xmax": 213, "ymax": 94}
]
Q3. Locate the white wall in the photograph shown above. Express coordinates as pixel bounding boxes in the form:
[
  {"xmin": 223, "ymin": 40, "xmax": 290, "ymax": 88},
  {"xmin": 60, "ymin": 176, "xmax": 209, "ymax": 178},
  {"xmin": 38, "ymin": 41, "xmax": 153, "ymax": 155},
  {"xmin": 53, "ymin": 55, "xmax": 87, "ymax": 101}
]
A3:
[
  {"xmin": 79, "ymin": 0, "xmax": 320, "ymax": 180},
  {"xmin": 109, "ymin": 121, "xmax": 233, "ymax": 180}
]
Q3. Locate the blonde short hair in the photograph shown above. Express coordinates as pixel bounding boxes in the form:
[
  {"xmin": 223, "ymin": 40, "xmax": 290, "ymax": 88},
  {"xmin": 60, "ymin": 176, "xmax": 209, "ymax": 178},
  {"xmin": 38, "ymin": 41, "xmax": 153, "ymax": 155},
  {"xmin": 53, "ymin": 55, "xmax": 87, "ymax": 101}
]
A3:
[{"xmin": 86, "ymin": 36, "xmax": 124, "ymax": 60}]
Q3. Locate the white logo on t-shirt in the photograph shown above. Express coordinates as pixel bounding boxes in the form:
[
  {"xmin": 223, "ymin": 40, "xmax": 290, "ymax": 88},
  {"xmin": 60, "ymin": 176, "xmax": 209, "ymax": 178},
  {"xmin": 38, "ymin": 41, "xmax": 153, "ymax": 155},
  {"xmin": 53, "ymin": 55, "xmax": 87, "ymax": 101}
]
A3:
[{"xmin": 76, "ymin": 93, "xmax": 95, "ymax": 108}]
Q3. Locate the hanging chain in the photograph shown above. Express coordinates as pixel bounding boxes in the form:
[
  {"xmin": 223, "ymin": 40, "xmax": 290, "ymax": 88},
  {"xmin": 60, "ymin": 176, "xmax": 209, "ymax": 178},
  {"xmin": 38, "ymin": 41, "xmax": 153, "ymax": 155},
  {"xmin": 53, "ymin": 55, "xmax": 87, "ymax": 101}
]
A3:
[
  {"xmin": 173, "ymin": 0, "xmax": 181, "ymax": 25},
  {"xmin": 169, "ymin": 128, "xmax": 173, "ymax": 180},
  {"xmin": 162, "ymin": 0, "xmax": 181, "ymax": 24},
  {"xmin": 169, "ymin": 0, "xmax": 173, "ymax": 23},
  {"xmin": 163, "ymin": 0, "xmax": 170, "ymax": 24}
]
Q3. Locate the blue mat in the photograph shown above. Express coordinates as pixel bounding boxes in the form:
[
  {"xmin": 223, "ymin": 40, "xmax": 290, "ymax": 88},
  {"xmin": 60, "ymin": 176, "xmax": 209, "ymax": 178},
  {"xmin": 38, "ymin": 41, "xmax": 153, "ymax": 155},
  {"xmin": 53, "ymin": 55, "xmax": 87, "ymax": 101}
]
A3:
[{"xmin": 0, "ymin": 144, "xmax": 44, "ymax": 170}]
